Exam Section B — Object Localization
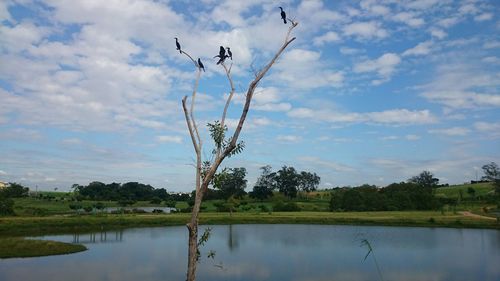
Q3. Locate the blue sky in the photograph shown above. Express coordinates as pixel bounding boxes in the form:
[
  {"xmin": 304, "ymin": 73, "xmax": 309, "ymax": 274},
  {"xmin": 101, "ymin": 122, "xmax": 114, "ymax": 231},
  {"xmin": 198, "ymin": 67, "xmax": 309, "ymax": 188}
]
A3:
[{"xmin": 1, "ymin": 0, "xmax": 499, "ymax": 192}]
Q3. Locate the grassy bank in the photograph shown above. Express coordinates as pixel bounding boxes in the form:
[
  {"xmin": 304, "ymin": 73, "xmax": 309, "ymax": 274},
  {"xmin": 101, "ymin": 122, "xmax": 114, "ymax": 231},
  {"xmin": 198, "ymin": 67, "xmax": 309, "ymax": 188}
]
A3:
[
  {"xmin": 0, "ymin": 237, "xmax": 86, "ymax": 258},
  {"xmin": 1, "ymin": 211, "xmax": 498, "ymax": 237}
]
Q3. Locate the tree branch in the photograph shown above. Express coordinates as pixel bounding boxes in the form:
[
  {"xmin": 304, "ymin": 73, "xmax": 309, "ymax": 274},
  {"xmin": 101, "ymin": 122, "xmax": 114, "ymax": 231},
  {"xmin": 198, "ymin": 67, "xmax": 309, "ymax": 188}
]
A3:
[
  {"xmin": 190, "ymin": 69, "xmax": 202, "ymax": 149},
  {"xmin": 182, "ymin": 96, "xmax": 199, "ymax": 155},
  {"xmin": 217, "ymin": 61, "xmax": 235, "ymax": 158},
  {"xmin": 223, "ymin": 21, "xmax": 299, "ymax": 156}
]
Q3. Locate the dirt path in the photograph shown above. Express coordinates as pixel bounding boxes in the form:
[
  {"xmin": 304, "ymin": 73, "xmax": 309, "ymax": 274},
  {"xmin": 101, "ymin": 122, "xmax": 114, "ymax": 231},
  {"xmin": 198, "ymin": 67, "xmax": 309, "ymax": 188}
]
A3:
[{"xmin": 460, "ymin": 211, "xmax": 497, "ymax": 221}]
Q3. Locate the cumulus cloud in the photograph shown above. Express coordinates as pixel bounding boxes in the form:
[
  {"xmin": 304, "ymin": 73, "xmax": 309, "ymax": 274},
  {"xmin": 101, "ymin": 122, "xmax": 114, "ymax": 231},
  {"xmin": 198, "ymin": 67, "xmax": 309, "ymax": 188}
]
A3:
[
  {"xmin": 272, "ymin": 49, "xmax": 344, "ymax": 89},
  {"xmin": 475, "ymin": 13, "xmax": 493, "ymax": 21},
  {"xmin": 343, "ymin": 21, "xmax": 388, "ymax": 40},
  {"xmin": 430, "ymin": 28, "xmax": 447, "ymax": 39},
  {"xmin": 353, "ymin": 53, "xmax": 401, "ymax": 84},
  {"xmin": 393, "ymin": 12, "xmax": 425, "ymax": 27},
  {"xmin": 403, "ymin": 41, "xmax": 433, "ymax": 56},
  {"xmin": 313, "ymin": 31, "xmax": 341, "ymax": 46}
]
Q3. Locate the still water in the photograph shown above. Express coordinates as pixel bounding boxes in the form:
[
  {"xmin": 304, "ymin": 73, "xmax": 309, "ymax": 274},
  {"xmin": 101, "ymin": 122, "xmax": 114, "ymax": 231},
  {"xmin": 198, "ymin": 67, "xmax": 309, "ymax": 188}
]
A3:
[{"xmin": 1, "ymin": 225, "xmax": 499, "ymax": 281}]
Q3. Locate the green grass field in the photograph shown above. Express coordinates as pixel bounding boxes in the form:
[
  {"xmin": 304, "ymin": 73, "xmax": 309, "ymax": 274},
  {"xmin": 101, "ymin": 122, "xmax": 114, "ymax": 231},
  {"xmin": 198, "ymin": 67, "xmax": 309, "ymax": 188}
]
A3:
[
  {"xmin": 0, "ymin": 237, "xmax": 86, "ymax": 258},
  {"xmin": 435, "ymin": 182, "xmax": 495, "ymax": 199}
]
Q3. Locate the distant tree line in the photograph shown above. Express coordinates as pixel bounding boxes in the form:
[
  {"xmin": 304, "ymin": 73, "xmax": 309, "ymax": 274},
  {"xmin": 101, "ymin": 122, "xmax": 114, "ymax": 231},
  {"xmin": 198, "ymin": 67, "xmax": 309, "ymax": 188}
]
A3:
[
  {"xmin": 329, "ymin": 182, "xmax": 442, "ymax": 212},
  {"xmin": 73, "ymin": 181, "xmax": 178, "ymax": 202}
]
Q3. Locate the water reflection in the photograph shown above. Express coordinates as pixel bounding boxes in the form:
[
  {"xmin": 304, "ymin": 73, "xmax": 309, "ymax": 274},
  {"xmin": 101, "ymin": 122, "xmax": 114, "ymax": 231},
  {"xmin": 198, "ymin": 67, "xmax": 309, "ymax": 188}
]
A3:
[
  {"xmin": 1, "ymin": 225, "xmax": 499, "ymax": 281},
  {"xmin": 71, "ymin": 230, "xmax": 123, "ymax": 244}
]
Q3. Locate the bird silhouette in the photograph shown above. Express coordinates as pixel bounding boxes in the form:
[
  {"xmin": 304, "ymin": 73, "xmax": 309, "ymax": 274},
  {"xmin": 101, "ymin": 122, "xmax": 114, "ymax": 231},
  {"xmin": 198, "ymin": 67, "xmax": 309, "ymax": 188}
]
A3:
[
  {"xmin": 197, "ymin": 58, "xmax": 205, "ymax": 72},
  {"xmin": 279, "ymin": 7, "xmax": 287, "ymax": 24},
  {"xmin": 219, "ymin": 46, "xmax": 226, "ymax": 58},
  {"xmin": 175, "ymin": 37, "xmax": 181, "ymax": 54},
  {"xmin": 226, "ymin": 47, "xmax": 232, "ymax": 60}
]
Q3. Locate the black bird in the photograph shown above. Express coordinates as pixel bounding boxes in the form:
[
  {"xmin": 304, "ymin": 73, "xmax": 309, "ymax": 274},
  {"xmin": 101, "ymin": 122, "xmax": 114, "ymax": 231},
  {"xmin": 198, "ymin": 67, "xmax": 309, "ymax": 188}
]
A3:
[
  {"xmin": 219, "ymin": 46, "xmax": 226, "ymax": 59},
  {"xmin": 175, "ymin": 37, "xmax": 181, "ymax": 54},
  {"xmin": 279, "ymin": 7, "xmax": 287, "ymax": 24},
  {"xmin": 226, "ymin": 47, "xmax": 232, "ymax": 60},
  {"xmin": 197, "ymin": 58, "xmax": 205, "ymax": 72}
]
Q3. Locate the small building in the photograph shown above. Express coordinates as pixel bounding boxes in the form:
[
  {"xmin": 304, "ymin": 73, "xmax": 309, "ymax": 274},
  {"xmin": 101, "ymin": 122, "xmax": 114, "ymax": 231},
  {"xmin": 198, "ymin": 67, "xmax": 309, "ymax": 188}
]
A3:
[{"xmin": 0, "ymin": 181, "xmax": 8, "ymax": 190}]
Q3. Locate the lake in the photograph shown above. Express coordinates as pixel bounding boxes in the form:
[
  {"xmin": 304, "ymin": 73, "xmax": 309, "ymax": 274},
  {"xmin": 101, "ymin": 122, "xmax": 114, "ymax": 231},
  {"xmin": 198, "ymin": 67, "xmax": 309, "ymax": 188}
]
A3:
[{"xmin": 1, "ymin": 225, "xmax": 499, "ymax": 281}]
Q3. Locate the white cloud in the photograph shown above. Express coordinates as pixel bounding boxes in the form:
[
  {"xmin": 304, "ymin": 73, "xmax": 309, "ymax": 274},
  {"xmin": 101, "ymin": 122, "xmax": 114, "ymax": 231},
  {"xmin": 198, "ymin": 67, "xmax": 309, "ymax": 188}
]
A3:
[
  {"xmin": 430, "ymin": 28, "xmax": 447, "ymax": 39},
  {"xmin": 366, "ymin": 109, "xmax": 436, "ymax": 125},
  {"xmin": 0, "ymin": 22, "xmax": 48, "ymax": 52},
  {"xmin": 406, "ymin": 0, "xmax": 441, "ymax": 10},
  {"xmin": 437, "ymin": 17, "xmax": 460, "ymax": 28},
  {"xmin": 273, "ymin": 49, "xmax": 344, "ymax": 89},
  {"xmin": 380, "ymin": 136, "xmax": 398, "ymax": 141},
  {"xmin": 288, "ymin": 108, "xmax": 437, "ymax": 125},
  {"xmin": 156, "ymin": 135, "xmax": 183, "ymax": 143},
  {"xmin": 313, "ymin": 31, "xmax": 341, "ymax": 46},
  {"xmin": 420, "ymin": 64, "xmax": 500, "ymax": 109},
  {"xmin": 405, "ymin": 134, "xmax": 421, "ymax": 141},
  {"xmin": 429, "ymin": 127, "xmax": 470, "ymax": 136},
  {"xmin": 343, "ymin": 21, "xmax": 388, "ymax": 39},
  {"xmin": 474, "ymin": 121, "xmax": 500, "ymax": 132},
  {"xmin": 339, "ymin": 47, "xmax": 362, "ymax": 55},
  {"xmin": 231, "ymin": 87, "xmax": 292, "ymax": 112},
  {"xmin": 393, "ymin": 12, "xmax": 425, "ymax": 27},
  {"xmin": 359, "ymin": 1, "xmax": 391, "ymax": 16},
  {"xmin": 276, "ymin": 135, "xmax": 301, "ymax": 143},
  {"xmin": 403, "ymin": 41, "xmax": 433, "ymax": 57},
  {"xmin": 353, "ymin": 53, "xmax": 401, "ymax": 84},
  {"xmin": 474, "ymin": 122, "xmax": 500, "ymax": 137},
  {"xmin": 0, "ymin": 170, "xmax": 7, "ymax": 176}
]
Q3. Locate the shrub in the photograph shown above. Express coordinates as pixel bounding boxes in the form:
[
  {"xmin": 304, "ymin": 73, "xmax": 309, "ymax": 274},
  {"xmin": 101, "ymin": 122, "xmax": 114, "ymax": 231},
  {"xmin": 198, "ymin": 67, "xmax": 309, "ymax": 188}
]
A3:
[
  {"xmin": 0, "ymin": 195, "xmax": 15, "ymax": 216},
  {"xmin": 214, "ymin": 202, "xmax": 230, "ymax": 212},
  {"xmin": 273, "ymin": 201, "xmax": 301, "ymax": 212},
  {"xmin": 164, "ymin": 200, "xmax": 176, "ymax": 208},
  {"xmin": 258, "ymin": 204, "xmax": 270, "ymax": 212}
]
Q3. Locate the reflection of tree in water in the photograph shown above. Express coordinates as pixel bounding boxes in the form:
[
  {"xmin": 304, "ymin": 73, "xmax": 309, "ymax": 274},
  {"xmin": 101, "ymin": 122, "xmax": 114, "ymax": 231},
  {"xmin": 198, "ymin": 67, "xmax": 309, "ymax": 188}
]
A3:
[
  {"xmin": 227, "ymin": 224, "xmax": 239, "ymax": 251},
  {"xmin": 72, "ymin": 230, "xmax": 123, "ymax": 244}
]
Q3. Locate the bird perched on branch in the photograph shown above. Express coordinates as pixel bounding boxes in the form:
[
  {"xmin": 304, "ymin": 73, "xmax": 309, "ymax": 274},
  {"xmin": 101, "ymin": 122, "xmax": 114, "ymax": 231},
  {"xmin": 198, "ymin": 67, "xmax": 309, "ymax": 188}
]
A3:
[
  {"xmin": 226, "ymin": 47, "xmax": 232, "ymax": 60},
  {"xmin": 279, "ymin": 7, "xmax": 287, "ymax": 24},
  {"xmin": 197, "ymin": 58, "xmax": 205, "ymax": 72},
  {"xmin": 175, "ymin": 37, "xmax": 181, "ymax": 54},
  {"xmin": 219, "ymin": 46, "xmax": 226, "ymax": 59},
  {"xmin": 214, "ymin": 46, "xmax": 227, "ymax": 65}
]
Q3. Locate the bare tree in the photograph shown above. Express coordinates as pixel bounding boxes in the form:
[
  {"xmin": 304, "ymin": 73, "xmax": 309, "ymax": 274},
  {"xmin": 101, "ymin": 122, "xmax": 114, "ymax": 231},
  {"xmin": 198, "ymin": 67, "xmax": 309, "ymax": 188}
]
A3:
[{"xmin": 177, "ymin": 19, "xmax": 298, "ymax": 281}]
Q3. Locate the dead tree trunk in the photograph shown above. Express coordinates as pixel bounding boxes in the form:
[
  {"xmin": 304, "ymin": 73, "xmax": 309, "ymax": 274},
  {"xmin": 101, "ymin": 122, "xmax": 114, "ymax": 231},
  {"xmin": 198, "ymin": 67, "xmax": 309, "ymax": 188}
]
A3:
[{"xmin": 180, "ymin": 20, "xmax": 298, "ymax": 281}]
